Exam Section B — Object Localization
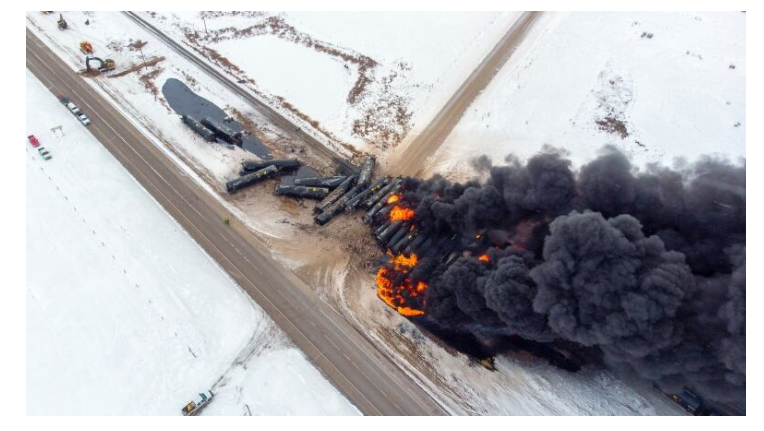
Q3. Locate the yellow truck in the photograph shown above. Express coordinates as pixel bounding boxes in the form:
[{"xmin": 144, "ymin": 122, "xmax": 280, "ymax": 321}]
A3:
[{"xmin": 181, "ymin": 390, "xmax": 214, "ymax": 416}]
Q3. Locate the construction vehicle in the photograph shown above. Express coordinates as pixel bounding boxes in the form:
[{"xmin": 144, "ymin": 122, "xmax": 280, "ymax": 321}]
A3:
[
  {"xmin": 85, "ymin": 56, "xmax": 115, "ymax": 73},
  {"xmin": 181, "ymin": 390, "xmax": 214, "ymax": 416},
  {"xmin": 56, "ymin": 13, "xmax": 68, "ymax": 30},
  {"xmin": 479, "ymin": 357, "xmax": 497, "ymax": 371},
  {"xmin": 79, "ymin": 41, "xmax": 94, "ymax": 55}
]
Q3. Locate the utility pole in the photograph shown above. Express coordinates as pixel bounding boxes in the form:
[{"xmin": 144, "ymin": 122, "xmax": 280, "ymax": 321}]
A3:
[
  {"xmin": 202, "ymin": 16, "xmax": 208, "ymax": 35},
  {"xmin": 139, "ymin": 47, "xmax": 148, "ymax": 71}
]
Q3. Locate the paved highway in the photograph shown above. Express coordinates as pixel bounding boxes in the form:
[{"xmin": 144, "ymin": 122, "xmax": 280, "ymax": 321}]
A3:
[
  {"xmin": 392, "ymin": 12, "xmax": 541, "ymax": 177},
  {"xmin": 26, "ymin": 28, "xmax": 447, "ymax": 416}
]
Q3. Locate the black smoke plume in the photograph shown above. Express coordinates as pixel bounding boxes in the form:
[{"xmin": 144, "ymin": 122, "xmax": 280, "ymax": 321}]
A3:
[{"xmin": 390, "ymin": 146, "xmax": 745, "ymax": 403}]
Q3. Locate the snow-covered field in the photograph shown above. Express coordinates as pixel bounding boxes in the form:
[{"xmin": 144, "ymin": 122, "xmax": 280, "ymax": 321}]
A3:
[
  {"xmin": 141, "ymin": 11, "xmax": 520, "ymax": 156},
  {"xmin": 429, "ymin": 11, "xmax": 746, "ymax": 177},
  {"xmin": 27, "ymin": 12, "xmax": 693, "ymax": 416},
  {"xmin": 25, "ymin": 69, "xmax": 358, "ymax": 416}
]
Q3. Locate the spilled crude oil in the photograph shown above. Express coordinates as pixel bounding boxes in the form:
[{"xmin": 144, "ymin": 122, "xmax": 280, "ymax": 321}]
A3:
[{"xmin": 161, "ymin": 78, "xmax": 271, "ymax": 158}]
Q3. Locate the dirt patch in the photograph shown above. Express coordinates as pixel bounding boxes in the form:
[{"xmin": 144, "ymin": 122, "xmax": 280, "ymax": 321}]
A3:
[
  {"xmin": 596, "ymin": 116, "xmax": 629, "ymax": 138},
  {"xmin": 352, "ymin": 70, "xmax": 413, "ymax": 151},
  {"xmin": 181, "ymin": 70, "xmax": 200, "ymax": 90},
  {"xmin": 171, "ymin": 12, "xmax": 413, "ymax": 152},
  {"xmin": 590, "ymin": 71, "xmax": 633, "ymax": 140},
  {"xmin": 128, "ymin": 39, "xmax": 148, "ymax": 51},
  {"xmin": 107, "ymin": 41, "xmax": 124, "ymax": 52},
  {"xmin": 79, "ymin": 68, "xmax": 102, "ymax": 78},
  {"xmin": 138, "ymin": 66, "xmax": 164, "ymax": 98},
  {"xmin": 109, "ymin": 56, "xmax": 165, "ymax": 78}
]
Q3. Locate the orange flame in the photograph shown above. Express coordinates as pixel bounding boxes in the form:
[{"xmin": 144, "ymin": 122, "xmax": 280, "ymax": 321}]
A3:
[
  {"xmin": 478, "ymin": 254, "xmax": 490, "ymax": 263},
  {"xmin": 387, "ymin": 194, "xmax": 400, "ymax": 204},
  {"xmin": 390, "ymin": 205, "xmax": 415, "ymax": 222},
  {"xmin": 376, "ymin": 252, "xmax": 427, "ymax": 316},
  {"xmin": 390, "ymin": 251, "xmax": 418, "ymax": 268}
]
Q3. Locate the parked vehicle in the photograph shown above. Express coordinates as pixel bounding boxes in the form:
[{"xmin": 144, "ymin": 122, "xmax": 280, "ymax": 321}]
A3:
[
  {"xmin": 38, "ymin": 147, "xmax": 52, "ymax": 161},
  {"xmin": 66, "ymin": 102, "xmax": 82, "ymax": 115},
  {"xmin": 181, "ymin": 390, "xmax": 214, "ymax": 416},
  {"xmin": 58, "ymin": 94, "xmax": 92, "ymax": 126},
  {"xmin": 28, "ymin": 135, "xmax": 40, "ymax": 148}
]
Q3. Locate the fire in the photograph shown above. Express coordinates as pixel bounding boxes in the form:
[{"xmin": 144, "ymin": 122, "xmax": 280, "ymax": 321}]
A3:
[
  {"xmin": 478, "ymin": 254, "xmax": 490, "ymax": 263},
  {"xmin": 376, "ymin": 252, "xmax": 428, "ymax": 316},
  {"xmin": 387, "ymin": 194, "xmax": 401, "ymax": 204},
  {"xmin": 390, "ymin": 251, "xmax": 418, "ymax": 268},
  {"xmin": 390, "ymin": 205, "xmax": 415, "ymax": 222}
]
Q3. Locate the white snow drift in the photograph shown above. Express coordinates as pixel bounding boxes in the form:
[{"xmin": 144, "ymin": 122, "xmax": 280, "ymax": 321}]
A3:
[{"xmin": 25, "ymin": 70, "xmax": 358, "ymax": 416}]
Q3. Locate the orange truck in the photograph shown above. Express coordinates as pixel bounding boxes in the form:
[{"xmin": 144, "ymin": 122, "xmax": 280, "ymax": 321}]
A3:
[{"xmin": 79, "ymin": 41, "xmax": 93, "ymax": 54}]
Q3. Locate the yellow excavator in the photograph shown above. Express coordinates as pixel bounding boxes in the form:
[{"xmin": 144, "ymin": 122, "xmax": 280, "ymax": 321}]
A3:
[{"xmin": 85, "ymin": 56, "xmax": 115, "ymax": 73}]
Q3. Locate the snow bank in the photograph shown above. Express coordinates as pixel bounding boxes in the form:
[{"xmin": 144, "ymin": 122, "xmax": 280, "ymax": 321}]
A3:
[
  {"xmin": 430, "ymin": 11, "xmax": 745, "ymax": 176},
  {"xmin": 26, "ymin": 69, "xmax": 358, "ymax": 416}
]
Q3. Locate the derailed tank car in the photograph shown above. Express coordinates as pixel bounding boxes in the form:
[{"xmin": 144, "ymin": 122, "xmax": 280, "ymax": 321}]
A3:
[
  {"xmin": 314, "ymin": 185, "xmax": 364, "ymax": 225},
  {"xmin": 242, "ymin": 158, "xmax": 301, "ymax": 173},
  {"xmin": 344, "ymin": 177, "xmax": 389, "ymax": 211},
  {"xmin": 274, "ymin": 184, "xmax": 329, "ymax": 200},
  {"xmin": 181, "ymin": 115, "xmax": 216, "ymax": 141},
  {"xmin": 202, "ymin": 116, "xmax": 243, "ymax": 144},
  {"xmin": 226, "ymin": 165, "xmax": 278, "ymax": 193},
  {"xmin": 294, "ymin": 176, "xmax": 347, "ymax": 189},
  {"xmin": 356, "ymin": 154, "xmax": 376, "ymax": 187},
  {"xmin": 314, "ymin": 175, "xmax": 356, "ymax": 214}
]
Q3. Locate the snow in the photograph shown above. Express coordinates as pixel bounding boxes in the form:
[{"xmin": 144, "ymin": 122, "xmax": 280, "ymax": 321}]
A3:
[
  {"xmin": 26, "ymin": 12, "xmax": 692, "ymax": 416},
  {"xmin": 214, "ymin": 34, "xmax": 355, "ymax": 135},
  {"xmin": 142, "ymin": 11, "xmax": 521, "ymax": 156},
  {"xmin": 27, "ymin": 11, "xmax": 296, "ymax": 184},
  {"xmin": 282, "ymin": 12, "xmax": 523, "ymax": 140},
  {"xmin": 25, "ymin": 69, "xmax": 358, "ymax": 416},
  {"xmin": 429, "ymin": 11, "xmax": 746, "ymax": 177}
]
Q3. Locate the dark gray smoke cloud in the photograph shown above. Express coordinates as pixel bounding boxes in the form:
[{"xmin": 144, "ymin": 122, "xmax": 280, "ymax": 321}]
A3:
[
  {"xmin": 530, "ymin": 212, "xmax": 693, "ymax": 356},
  {"xmin": 392, "ymin": 147, "xmax": 745, "ymax": 403}
]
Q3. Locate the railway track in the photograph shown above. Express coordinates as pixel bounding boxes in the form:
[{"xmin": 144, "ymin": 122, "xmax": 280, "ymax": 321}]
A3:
[{"xmin": 122, "ymin": 11, "xmax": 358, "ymax": 176}]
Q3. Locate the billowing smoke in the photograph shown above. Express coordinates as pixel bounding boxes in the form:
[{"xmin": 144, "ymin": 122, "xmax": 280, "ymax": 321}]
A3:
[{"xmin": 388, "ymin": 146, "xmax": 745, "ymax": 403}]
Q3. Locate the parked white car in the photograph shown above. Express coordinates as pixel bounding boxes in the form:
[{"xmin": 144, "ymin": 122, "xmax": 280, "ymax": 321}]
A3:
[
  {"xmin": 78, "ymin": 114, "xmax": 91, "ymax": 126},
  {"xmin": 66, "ymin": 102, "xmax": 82, "ymax": 115},
  {"xmin": 38, "ymin": 147, "xmax": 52, "ymax": 161}
]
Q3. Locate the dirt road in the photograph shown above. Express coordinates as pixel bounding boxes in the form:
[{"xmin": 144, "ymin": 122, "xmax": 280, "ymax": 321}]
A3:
[
  {"xmin": 27, "ymin": 28, "xmax": 446, "ymax": 416},
  {"xmin": 391, "ymin": 12, "xmax": 541, "ymax": 177}
]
